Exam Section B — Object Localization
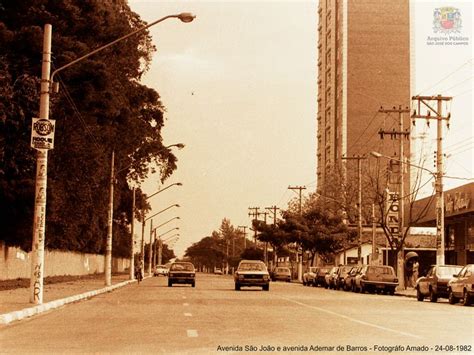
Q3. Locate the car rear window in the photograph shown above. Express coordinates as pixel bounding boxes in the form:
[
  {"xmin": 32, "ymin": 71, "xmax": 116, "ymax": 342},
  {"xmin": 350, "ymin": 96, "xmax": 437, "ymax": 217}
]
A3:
[
  {"xmin": 170, "ymin": 263, "xmax": 194, "ymax": 271},
  {"xmin": 367, "ymin": 266, "xmax": 394, "ymax": 275},
  {"xmin": 438, "ymin": 266, "xmax": 462, "ymax": 277},
  {"xmin": 239, "ymin": 263, "xmax": 265, "ymax": 271}
]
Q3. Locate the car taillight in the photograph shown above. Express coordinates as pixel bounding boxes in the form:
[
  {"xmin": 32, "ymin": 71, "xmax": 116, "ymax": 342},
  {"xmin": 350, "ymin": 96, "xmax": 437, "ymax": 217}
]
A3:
[
  {"xmin": 263, "ymin": 275, "xmax": 269, "ymax": 281},
  {"xmin": 238, "ymin": 274, "xmax": 244, "ymax": 280},
  {"xmin": 190, "ymin": 273, "xmax": 195, "ymax": 277},
  {"xmin": 361, "ymin": 275, "xmax": 367, "ymax": 280},
  {"xmin": 394, "ymin": 278, "xmax": 398, "ymax": 283}
]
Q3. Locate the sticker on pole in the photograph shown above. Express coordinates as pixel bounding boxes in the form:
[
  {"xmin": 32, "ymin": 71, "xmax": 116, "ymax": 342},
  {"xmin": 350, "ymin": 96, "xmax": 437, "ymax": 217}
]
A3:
[{"xmin": 31, "ymin": 118, "xmax": 55, "ymax": 150}]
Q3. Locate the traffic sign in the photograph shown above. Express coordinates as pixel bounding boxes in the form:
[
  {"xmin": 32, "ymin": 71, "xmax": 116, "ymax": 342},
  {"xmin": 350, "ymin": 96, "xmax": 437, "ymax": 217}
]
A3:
[{"xmin": 31, "ymin": 117, "xmax": 55, "ymax": 150}]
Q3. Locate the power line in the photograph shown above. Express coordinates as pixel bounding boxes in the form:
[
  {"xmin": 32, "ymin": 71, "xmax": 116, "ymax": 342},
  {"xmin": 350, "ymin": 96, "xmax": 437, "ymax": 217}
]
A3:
[
  {"xmin": 346, "ymin": 111, "xmax": 380, "ymax": 153},
  {"xmin": 416, "ymin": 58, "xmax": 473, "ymax": 95},
  {"xmin": 57, "ymin": 76, "xmax": 101, "ymax": 150}
]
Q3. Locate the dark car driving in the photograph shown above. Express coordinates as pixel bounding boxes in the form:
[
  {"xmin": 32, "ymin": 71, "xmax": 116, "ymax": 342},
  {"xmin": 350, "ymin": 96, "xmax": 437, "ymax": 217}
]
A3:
[{"xmin": 168, "ymin": 262, "xmax": 196, "ymax": 287}]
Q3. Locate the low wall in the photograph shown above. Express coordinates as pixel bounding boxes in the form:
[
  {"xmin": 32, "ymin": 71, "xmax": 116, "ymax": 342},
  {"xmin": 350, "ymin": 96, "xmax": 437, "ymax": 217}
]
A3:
[{"xmin": 0, "ymin": 242, "xmax": 130, "ymax": 280}]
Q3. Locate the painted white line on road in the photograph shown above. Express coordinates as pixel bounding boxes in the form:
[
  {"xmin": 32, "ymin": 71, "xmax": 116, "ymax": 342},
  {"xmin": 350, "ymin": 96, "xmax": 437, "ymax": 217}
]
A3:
[
  {"xmin": 182, "ymin": 296, "xmax": 187, "ymax": 299},
  {"xmin": 278, "ymin": 296, "xmax": 423, "ymax": 340},
  {"xmin": 184, "ymin": 313, "xmax": 192, "ymax": 317},
  {"xmin": 187, "ymin": 329, "xmax": 198, "ymax": 338},
  {"xmin": 183, "ymin": 303, "xmax": 189, "ymax": 307}
]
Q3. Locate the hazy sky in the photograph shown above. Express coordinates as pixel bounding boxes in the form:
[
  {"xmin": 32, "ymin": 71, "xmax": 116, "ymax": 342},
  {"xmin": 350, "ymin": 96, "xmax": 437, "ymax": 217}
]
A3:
[{"xmin": 128, "ymin": 0, "xmax": 472, "ymax": 257}]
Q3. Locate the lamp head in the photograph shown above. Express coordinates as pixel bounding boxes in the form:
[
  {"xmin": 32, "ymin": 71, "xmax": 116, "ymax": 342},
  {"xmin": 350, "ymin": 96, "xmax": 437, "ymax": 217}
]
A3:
[
  {"xmin": 175, "ymin": 204, "xmax": 180, "ymax": 207},
  {"xmin": 176, "ymin": 183, "xmax": 183, "ymax": 186},
  {"xmin": 178, "ymin": 13, "xmax": 195, "ymax": 23},
  {"xmin": 370, "ymin": 151, "xmax": 382, "ymax": 158}
]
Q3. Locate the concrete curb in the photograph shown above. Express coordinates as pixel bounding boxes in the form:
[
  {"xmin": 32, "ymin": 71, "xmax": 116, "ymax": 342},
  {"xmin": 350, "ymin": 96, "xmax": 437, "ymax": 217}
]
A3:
[{"xmin": 0, "ymin": 279, "xmax": 137, "ymax": 325}]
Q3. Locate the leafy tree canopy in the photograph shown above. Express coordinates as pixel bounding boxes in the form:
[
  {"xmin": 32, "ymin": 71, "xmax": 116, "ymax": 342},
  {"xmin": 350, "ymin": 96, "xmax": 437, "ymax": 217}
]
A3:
[{"xmin": 0, "ymin": 0, "xmax": 178, "ymax": 256}]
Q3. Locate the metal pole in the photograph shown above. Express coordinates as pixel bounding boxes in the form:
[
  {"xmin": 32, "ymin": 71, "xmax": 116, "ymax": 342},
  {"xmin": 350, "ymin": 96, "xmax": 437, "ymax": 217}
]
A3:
[
  {"xmin": 158, "ymin": 239, "xmax": 163, "ymax": 265},
  {"xmin": 148, "ymin": 219, "xmax": 153, "ymax": 276},
  {"xmin": 141, "ymin": 219, "xmax": 145, "ymax": 274},
  {"xmin": 398, "ymin": 107, "xmax": 405, "ymax": 289},
  {"xmin": 105, "ymin": 150, "xmax": 114, "ymax": 286},
  {"xmin": 357, "ymin": 158, "xmax": 362, "ymax": 265},
  {"xmin": 436, "ymin": 96, "xmax": 445, "ymax": 265},
  {"xmin": 130, "ymin": 187, "xmax": 135, "ymax": 280},
  {"xmin": 30, "ymin": 24, "xmax": 52, "ymax": 304},
  {"xmin": 372, "ymin": 203, "xmax": 376, "ymax": 264}
]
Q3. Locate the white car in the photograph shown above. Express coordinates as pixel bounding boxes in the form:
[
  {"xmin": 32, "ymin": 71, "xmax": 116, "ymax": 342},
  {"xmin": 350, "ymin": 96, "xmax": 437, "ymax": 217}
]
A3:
[{"xmin": 153, "ymin": 265, "xmax": 169, "ymax": 277}]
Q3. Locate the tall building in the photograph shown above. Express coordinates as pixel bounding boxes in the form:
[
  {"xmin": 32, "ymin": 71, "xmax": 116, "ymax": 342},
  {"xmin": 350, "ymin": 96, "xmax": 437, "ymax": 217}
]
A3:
[{"xmin": 316, "ymin": 0, "xmax": 411, "ymax": 193}]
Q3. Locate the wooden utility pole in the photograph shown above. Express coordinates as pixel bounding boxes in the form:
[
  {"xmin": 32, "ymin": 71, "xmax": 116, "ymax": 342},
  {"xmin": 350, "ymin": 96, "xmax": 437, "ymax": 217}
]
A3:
[
  {"xmin": 341, "ymin": 156, "xmax": 367, "ymax": 265},
  {"xmin": 248, "ymin": 207, "xmax": 260, "ymax": 243},
  {"xmin": 266, "ymin": 206, "xmax": 280, "ymax": 269},
  {"xmin": 412, "ymin": 95, "xmax": 452, "ymax": 265},
  {"xmin": 238, "ymin": 225, "xmax": 248, "ymax": 249},
  {"xmin": 379, "ymin": 105, "xmax": 410, "ymax": 288},
  {"xmin": 288, "ymin": 185, "xmax": 306, "ymax": 282}
]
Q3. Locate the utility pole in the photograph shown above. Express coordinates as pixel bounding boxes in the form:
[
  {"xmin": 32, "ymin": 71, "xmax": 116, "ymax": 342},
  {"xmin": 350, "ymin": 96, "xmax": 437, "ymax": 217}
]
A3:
[
  {"xmin": 341, "ymin": 156, "xmax": 367, "ymax": 265},
  {"xmin": 140, "ymin": 214, "xmax": 145, "ymax": 275},
  {"xmin": 148, "ymin": 219, "xmax": 153, "ymax": 276},
  {"xmin": 130, "ymin": 187, "xmax": 135, "ymax": 280},
  {"xmin": 258, "ymin": 211, "xmax": 269, "ymax": 265},
  {"xmin": 412, "ymin": 95, "xmax": 451, "ymax": 265},
  {"xmin": 248, "ymin": 207, "xmax": 260, "ymax": 244},
  {"xmin": 288, "ymin": 185, "xmax": 306, "ymax": 282},
  {"xmin": 372, "ymin": 203, "xmax": 376, "ymax": 265},
  {"xmin": 238, "ymin": 226, "xmax": 248, "ymax": 249},
  {"xmin": 379, "ymin": 105, "xmax": 410, "ymax": 288},
  {"xmin": 30, "ymin": 24, "xmax": 53, "ymax": 304},
  {"xmin": 266, "ymin": 206, "xmax": 280, "ymax": 269},
  {"xmin": 105, "ymin": 150, "xmax": 114, "ymax": 286}
]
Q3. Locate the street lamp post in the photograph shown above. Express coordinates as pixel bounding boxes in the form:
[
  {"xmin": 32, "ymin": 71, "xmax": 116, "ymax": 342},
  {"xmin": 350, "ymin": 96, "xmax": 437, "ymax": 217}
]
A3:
[
  {"xmin": 141, "ymin": 203, "xmax": 180, "ymax": 275},
  {"xmin": 30, "ymin": 13, "xmax": 194, "ymax": 304},
  {"xmin": 151, "ymin": 217, "xmax": 180, "ymax": 266},
  {"xmin": 158, "ymin": 231, "xmax": 180, "ymax": 265}
]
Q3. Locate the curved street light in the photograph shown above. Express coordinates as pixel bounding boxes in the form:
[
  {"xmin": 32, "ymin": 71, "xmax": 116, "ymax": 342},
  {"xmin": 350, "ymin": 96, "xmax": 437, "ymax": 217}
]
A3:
[
  {"xmin": 31, "ymin": 13, "xmax": 195, "ymax": 302},
  {"xmin": 157, "ymin": 234, "xmax": 180, "ymax": 265}
]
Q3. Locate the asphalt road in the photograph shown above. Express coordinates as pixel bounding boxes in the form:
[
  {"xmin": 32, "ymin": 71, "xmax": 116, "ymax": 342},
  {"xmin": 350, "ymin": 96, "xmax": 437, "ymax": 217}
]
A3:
[{"xmin": 1, "ymin": 274, "xmax": 473, "ymax": 354}]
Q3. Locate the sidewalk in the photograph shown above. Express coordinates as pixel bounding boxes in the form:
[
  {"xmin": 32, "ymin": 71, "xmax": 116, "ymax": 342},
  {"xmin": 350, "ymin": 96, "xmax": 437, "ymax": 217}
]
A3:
[{"xmin": 0, "ymin": 274, "xmax": 136, "ymax": 325}]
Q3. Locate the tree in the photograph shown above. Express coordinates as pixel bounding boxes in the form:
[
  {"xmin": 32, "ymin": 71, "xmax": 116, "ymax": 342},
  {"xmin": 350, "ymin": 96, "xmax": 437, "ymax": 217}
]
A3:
[{"xmin": 0, "ymin": 1, "xmax": 177, "ymax": 256}]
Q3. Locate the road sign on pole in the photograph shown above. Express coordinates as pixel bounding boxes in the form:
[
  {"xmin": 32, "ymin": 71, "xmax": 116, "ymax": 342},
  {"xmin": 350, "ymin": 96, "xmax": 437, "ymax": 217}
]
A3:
[{"xmin": 31, "ymin": 117, "xmax": 56, "ymax": 150}]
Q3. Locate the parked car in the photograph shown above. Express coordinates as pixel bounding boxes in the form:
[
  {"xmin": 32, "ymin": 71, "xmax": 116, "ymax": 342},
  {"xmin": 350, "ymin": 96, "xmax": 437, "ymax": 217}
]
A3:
[
  {"xmin": 214, "ymin": 267, "xmax": 223, "ymax": 275},
  {"xmin": 325, "ymin": 266, "xmax": 340, "ymax": 289},
  {"xmin": 315, "ymin": 266, "xmax": 332, "ymax": 287},
  {"xmin": 234, "ymin": 260, "xmax": 270, "ymax": 291},
  {"xmin": 335, "ymin": 265, "xmax": 355, "ymax": 290},
  {"xmin": 153, "ymin": 265, "xmax": 169, "ymax": 277},
  {"xmin": 168, "ymin": 262, "xmax": 196, "ymax": 287},
  {"xmin": 416, "ymin": 264, "xmax": 463, "ymax": 302},
  {"xmin": 302, "ymin": 267, "xmax": 318, "ymax": 286},
  {"xmin": 353, "ymin": 265, "xmax": 398, "ymax": 295},
  {"xmin": 272, "ymin": 267, "xmax": 291, "ymax": 282},
  {"xmin": 343, "ymin": 266, "xmax": 362, "ymax": 291},
  {"xmin": 448, "ymin": 264, "xmax": 474, "ymax": 306}
]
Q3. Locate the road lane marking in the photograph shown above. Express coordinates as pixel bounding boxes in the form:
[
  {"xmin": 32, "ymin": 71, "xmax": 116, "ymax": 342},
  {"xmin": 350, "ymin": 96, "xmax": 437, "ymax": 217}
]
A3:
[
  {"xmin": 184, "ymin": 313, "xmax": 192, "ymax": 317},
  {"xmin": 183, "ymin": 303, "xmax": 189, "ymax": 306},
  {"xmin": 187, "ymin": 329, "xmax": 198, "ymax": 338},
  {"xmin": 278, "ymin": 296, "xmax": 423, "ymax": 340},
  {"xmin": 182, "ymin": 296, "xmax": 187, "ymax": 299}
]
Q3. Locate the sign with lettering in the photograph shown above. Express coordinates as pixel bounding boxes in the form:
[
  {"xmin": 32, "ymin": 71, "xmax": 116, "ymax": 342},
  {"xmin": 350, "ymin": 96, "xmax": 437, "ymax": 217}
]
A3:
[{"xmin": 31, "ymin": 118, "xmax": 55, "ymax": 150}]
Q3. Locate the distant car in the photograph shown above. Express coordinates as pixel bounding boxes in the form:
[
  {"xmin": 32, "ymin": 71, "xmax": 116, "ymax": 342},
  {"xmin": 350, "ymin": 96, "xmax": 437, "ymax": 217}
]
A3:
[
  {"xmin": 416, "ymin": 264, "xmax": 463, "ymax": 302},
  {"xmin": 214, "ymin": 268, "xmax": 223, "ymax": 275},
  {"xmin": 353, "ymin": 265, "xmax": 398, "ymax": 295},
  {"xmin": 335, "ymin": 265, "xmax": 355, "ymax": 290},
  {"xmin": 448, "ymin": 264, "xmax": 474, "ymax": 306},
  {"xmin": 168, "ymin": 262, "xmax": 196, "ymax": 287},
  {"xmin": 343, "ymin": 266, "xmax": 362, "ymax": 291},
  {"xmin": 153, "ymin": 265, "xmax": 169, "ymax": 277},
  {"xmin": 325, "ymin": 266, "xmax": 339, "ymax": 289},
  {"xmin": 272, "ymin": 267, "xmax": 291, "ymax": 282},
  {"xmin": 234, "ymin": 260, "xmax": 270, "ymax": 291},
  {"xmin": 303, "ymin": 267, "xmax": 318, "ymax": 286},
  {"xmin": 315, "ymin": 266, "xmax": 332, "ymax": 287}
]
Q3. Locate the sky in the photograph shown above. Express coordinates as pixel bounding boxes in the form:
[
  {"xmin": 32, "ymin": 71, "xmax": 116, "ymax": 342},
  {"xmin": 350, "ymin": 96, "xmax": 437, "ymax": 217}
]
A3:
[{"xmin": 128, "ymin": 0, "xmax": 473, "ymax": 258}]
